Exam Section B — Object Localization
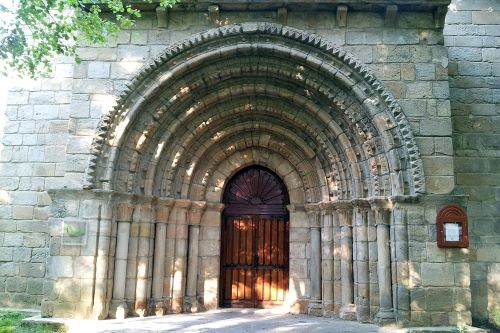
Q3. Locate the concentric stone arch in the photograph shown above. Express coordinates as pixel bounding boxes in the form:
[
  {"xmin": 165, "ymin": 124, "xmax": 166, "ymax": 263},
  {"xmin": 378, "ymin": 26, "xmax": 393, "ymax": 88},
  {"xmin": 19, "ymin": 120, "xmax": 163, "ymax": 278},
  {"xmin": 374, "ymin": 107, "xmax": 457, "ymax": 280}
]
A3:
[{"xmin": 85, "ymin": 22, "xmax": 425, "ymax": 198}]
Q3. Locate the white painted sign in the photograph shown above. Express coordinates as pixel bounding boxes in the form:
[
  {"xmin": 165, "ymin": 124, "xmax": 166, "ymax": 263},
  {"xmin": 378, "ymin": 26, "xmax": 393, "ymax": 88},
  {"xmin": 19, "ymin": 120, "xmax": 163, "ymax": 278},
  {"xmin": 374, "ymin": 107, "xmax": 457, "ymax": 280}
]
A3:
[{"xmin": 444, "ymin": 223, "xmax": 460, "ymax": 242}]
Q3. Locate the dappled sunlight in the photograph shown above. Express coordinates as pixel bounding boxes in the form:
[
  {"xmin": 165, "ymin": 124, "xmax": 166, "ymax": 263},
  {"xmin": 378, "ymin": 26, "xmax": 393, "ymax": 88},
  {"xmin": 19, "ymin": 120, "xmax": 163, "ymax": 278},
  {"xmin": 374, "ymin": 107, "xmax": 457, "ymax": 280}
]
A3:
[
  {"xmin": 137, "ymin": 262, "xmax": 147, "ymax": 277},
  {"xmin": 154, "ymin": 141, "xmax": 165, "ymax": 159},
  {"xmin": 116, "ymin": 62, "xmax": 143, "ymax": 77},
  {"xmin": 185, "ymin": 162, "xmax": 196, "ymax": 177},
  {"xmin": 196, "ymin": 116, "xmax": 213, "ymax": 130},
  {"xmin": 170, "ymin": 151, "xmax": 182, "ymax": 168},
  {"xmin": 295, "ymin": 65, "xmax": 306, "ymax": 81},
  {"xmin": 215, "ymin": 178, "xmax": 225, "ymax": 189},
  {"xmin": 64, "ymin": 309, "xmax": 388, "ymax": 332},
  {"xmin": 91, "ymin": 94, "xmax": 116, "ymax": 117},
  {"xmin": 135, "ymin": 132, "xmax": 147, "ymax": 150},
  {"xmin": 0, "ymin": 190, "xmax": 11, "ymax": 204},
  {"xmin": 113, "ymin": 116, "xmax": 130, "ymax": 145},
  {"xmin": 179, "ymin": 86, "xmax": 190, "ymax": 96},
  {"xmin": 212, "ymin": 131, "xmax": 224, "ymax": 141}
]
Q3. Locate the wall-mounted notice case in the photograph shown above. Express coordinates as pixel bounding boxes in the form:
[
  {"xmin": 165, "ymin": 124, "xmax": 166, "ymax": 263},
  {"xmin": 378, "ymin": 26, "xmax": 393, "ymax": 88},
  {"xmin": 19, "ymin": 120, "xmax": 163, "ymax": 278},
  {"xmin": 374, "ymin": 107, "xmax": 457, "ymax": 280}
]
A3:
[{"xmin": 436, "ymin": 204, "xmax": 468, "ymax": 248}]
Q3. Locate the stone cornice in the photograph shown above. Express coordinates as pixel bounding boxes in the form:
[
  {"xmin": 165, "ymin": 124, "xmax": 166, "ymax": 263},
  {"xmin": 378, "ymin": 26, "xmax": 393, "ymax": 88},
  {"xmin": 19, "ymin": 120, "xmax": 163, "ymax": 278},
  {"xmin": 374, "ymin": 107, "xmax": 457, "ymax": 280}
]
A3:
[{"xmin": 117, "ymin": 1, "xmax": 450, "ymax": 12}]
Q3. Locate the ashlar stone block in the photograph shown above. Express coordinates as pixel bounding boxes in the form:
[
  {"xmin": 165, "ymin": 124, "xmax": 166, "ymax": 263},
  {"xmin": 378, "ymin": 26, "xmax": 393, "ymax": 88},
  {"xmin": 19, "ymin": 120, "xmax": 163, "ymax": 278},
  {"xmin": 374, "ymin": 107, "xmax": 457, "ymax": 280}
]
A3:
[
  {"xmin": 46, "ymin": 256, "xmax": 73, "ymax": 278},
  {"xmin": 421, "ymin": 263, "xmax": 454, "ymax": 287}
]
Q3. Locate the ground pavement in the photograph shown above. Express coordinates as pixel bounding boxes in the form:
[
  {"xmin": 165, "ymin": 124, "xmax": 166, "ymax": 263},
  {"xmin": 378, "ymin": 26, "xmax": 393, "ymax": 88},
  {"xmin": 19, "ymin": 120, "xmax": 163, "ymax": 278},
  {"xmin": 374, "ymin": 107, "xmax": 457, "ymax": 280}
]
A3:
[{"xmin": 35, "ymin": 308, "xmax": 481, "ymax": 333}]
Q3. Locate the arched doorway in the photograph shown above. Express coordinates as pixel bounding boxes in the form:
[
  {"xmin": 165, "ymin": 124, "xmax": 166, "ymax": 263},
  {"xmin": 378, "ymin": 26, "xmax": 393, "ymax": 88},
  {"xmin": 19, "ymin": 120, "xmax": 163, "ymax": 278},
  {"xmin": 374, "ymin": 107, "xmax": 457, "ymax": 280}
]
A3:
[
  {"xmin": 220, "ymin": 166, "xmax": 290, "ymax": 308},
  {"xmin": 60, "ymin": 23, "xmax": 431, "ymax": 322}
]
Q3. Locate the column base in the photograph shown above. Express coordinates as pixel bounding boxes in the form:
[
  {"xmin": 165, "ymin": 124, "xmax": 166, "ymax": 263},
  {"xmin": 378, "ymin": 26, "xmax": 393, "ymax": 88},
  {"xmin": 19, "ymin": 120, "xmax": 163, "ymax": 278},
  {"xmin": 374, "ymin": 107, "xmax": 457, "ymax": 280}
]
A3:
[
  {"xmin": 376, "ymin": 308, "xmax": 396, "ymax": 325},
  {"xmin": 110, "ymin": 300, "xmax": 128, "ymax": 320},
  {"xmin": 340, "ymin": 304, "xmax": 357, "ymax": 321},
  {"xmin": 151, "ymin": 298, "xmax": 167, "ymax": 316},
  {"xmin": 322, "ymin": 301, "xmax": 336, "ymax": 317},
  {"xmin": 172, "ymin": 297, "xmax": 183, "ymax": 313},
  {"xmin": 183, "ymin": 296, "xmax": 198, "ymax": 313},
  {"xmin": 308, "ymin": 300, "xmax": 323, "ymax": 316}
]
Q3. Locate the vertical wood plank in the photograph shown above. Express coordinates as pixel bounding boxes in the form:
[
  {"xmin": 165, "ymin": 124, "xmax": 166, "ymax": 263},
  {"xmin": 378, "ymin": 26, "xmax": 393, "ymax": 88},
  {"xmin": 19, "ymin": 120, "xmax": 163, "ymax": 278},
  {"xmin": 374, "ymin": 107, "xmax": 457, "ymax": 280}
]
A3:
[
  {"xmin": 278, "ymin": 219, "xmax": 284, "ymax": 265},
  {"xmin": 271, "ymin": 269, "xmax": 278, "ymax": 301},
  {"xmin": 231, "ymin": 269, "xmax": 237, "ymax": 300},
  {"xmin": 238, "ymin": 269, "xmax": 245, "ymax": 300},
  {"xmin": 264, "ymin": 270, "xmax": 271, "ymax": 301},
  {"xmin": 233, "ymin": 219, "xmax": 240, "ymax": 265},
  {"xmin": 256, "ymin": 270, "xmax": 263, "ymax": 301},
  {"xmin": 246, "ymin": 218, "xmax": 253, "ymax": 266}
]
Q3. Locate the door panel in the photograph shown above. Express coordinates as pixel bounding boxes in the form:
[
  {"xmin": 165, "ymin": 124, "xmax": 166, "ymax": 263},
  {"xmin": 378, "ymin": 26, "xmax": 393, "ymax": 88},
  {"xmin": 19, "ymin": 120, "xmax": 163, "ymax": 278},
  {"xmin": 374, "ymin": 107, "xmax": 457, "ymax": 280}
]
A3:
[{"xmin": 221, "ymin": 216, "xmax": 289, "ymax": 308}]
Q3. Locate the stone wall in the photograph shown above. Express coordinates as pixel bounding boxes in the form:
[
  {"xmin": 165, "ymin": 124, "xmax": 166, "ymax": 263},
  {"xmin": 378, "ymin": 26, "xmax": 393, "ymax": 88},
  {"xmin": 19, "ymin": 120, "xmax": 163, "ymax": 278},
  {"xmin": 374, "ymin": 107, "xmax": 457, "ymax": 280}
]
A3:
[
  {"xmin": 0, "ymin": 0, "xmax": 496, "ymax": 326},
  {"xmin": 402, "ymin": 196, "xmax": 471, "ymax": 326},
  {"xmin": 0, "ymin": 60, "xmax": 73, "ymax": 307},
  {"xmin": 444, "ymin": 0, "xmax": 500, "ymax": 322}
]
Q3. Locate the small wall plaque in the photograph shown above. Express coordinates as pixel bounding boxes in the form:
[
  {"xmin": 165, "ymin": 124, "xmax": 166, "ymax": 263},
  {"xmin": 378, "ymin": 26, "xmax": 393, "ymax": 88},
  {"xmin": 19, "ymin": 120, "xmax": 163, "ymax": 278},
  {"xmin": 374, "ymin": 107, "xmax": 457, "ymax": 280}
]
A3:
[
  {"xmin": 62, "ymin": 220, "xmax": 87, "ymax": 245},
  {"xmin": 436, "ymin": 204, "xmax": 468, "ymax": 248}
]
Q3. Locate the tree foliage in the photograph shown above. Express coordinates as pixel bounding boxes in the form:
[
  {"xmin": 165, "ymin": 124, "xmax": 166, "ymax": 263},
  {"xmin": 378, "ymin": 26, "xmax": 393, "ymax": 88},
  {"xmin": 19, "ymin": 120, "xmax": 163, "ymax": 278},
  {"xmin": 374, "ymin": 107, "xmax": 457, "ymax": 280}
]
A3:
[{"xmin": 0, "ymin": 0, "xmax": 178, "ymax": 78}]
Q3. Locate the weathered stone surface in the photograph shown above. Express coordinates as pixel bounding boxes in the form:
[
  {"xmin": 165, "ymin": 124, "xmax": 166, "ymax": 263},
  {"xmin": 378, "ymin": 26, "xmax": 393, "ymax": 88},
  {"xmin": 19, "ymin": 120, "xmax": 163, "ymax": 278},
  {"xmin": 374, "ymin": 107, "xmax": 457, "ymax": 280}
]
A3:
[
  {"xmin": 6, "ymin": 277, "xmax": 27, "ymax": 292},
  {"xmin": 421, "ymin": 263, "xmax": 454, "ymax": 287},
  {"xmin": 46, "ymin": 256, "xmax": 73, "ymax": 278},
  {"xmin": 0, "ymin": 0, "xmax": 497, "ymax": 326}
]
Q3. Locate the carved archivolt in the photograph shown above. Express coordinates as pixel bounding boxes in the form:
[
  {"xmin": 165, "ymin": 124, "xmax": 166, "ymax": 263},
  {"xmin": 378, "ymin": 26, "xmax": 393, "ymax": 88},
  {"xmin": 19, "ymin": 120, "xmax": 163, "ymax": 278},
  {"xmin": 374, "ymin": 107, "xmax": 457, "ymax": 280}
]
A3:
[{"xmin": 85, "ymin": 22, "xmax": 425, "ymax": 199}]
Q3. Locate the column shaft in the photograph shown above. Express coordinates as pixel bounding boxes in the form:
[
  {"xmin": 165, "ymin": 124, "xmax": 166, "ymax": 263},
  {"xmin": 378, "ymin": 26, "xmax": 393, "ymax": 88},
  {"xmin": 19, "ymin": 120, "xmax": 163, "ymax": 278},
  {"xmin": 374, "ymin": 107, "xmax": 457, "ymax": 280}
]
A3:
[
  {"xmin": 340, "ymin": 225, "xmax": 354, "ymax": 305},
  {"xmin": 373, "ymin": 205, "xmax": 395, "ymax": 323},
  {"xmin": 310, "ymin": 227, "xmax": 322, "ymax": 300},
  {"xmin": 377, "ymin": 223, "xmax": 393, "ymax": 310},
  {"xmin": 321, "ymin": 209, "xmax": 334, "ymax": 316},
  {"xmin": 92, "ymin": 203, "xmax": 113, "ymax": 319},
  {"xmin": 113, "ymin": 221, "xmax": 131, "ymax": 300},
  {"xmin": 152, "ymin": 223, "xmax": 167, "ymax": 303},
  {"xmin": 354, "ymin": 206, "xmax": 370, "ymax": 323},
  {"xmin": 332, "ymin": 211, "xmax": 342, "ymax": 315},
  {"xmin": 171, "ymin": 200, "xmax": 191, "ymax": 313},
  {"xmin": 163, "ymin": 223, "xmax": 176, "ymax": 308},
  {"xmin": 338, "ymin": 205, "xmax": 356, "ymax": 320},
  {"xmin": 134, "ymin": 204, "xmax": 154, "ymax": 316},
  {"xmin": 186, "ymin": 225, "xmax": 200, "ymax": 304}
]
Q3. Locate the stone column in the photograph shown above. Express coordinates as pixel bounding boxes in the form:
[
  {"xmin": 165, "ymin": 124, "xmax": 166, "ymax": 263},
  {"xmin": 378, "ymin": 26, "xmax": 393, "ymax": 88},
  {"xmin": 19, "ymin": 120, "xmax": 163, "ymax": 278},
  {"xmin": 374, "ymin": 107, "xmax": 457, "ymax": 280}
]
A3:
[
  {"xmin": 372, "ymin": 199, "xmax": 395, "ymax": 324},
  {"xmin": 125, "ymin": 210, "xmax": 140, "ymax": 308},
  {"xmin": 134, "ymin": 203, "xmax": 154, "ymax": 317},
  {"xmin": 163, "ymin": 211, "xmax": 177, "ymax": 310},
  {"xmin": 111, "ymin": 203, "xmax": 134, "ymax": 319},
  {"xmin": 172, "ymin": 199, "xmax": 191, "ymax": 313},
  {"xmin": 332, "ymin": 208, "xmax": 342, "ymax": 316},
  {"xmin": 184, "ymin": 201, "xmax": 206, "ymax": 312},
  {"xmin": 92, "ymin": 201, "xmax": 113, "ymax": 320},
  {"xmin": 337, "ymin": 202, "xmax": 356, "ymax": 320},
  {"xmin": 306, "ymin": 204, "xmax": 322, "ymax": 315},
  {"xmin": 367, "ymin": 208, "xmax": 379, "ymax": 319},
  {"xmin": 151, "ymin": 199, "xmax": 173, "ymax": 316},
  {"xmin": 320, "ymin": 203, "xmax": 335, "ymax": 316},
  {"xmin": 353, "ymin": 201, "xmax": 370, "ymax": 323},
  {"xmin": 391, "ymin": 202, "xmax": 410, "ymax": 324}
]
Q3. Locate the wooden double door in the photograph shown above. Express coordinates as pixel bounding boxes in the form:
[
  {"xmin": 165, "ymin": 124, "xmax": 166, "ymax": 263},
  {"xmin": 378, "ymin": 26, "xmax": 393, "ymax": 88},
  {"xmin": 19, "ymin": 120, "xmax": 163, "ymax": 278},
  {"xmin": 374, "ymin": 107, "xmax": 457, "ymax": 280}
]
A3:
[{"xmin": 220, "ymin": 215, "xmax": 289, "ymax": 308}]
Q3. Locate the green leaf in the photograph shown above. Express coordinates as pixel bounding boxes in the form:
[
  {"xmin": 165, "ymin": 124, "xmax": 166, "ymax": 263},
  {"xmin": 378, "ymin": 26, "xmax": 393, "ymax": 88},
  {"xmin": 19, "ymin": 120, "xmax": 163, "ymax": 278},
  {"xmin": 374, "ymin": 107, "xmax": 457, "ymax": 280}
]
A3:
[{"xmin": 0, "ymin": 0, "xmax": 179, "ymax": 78}]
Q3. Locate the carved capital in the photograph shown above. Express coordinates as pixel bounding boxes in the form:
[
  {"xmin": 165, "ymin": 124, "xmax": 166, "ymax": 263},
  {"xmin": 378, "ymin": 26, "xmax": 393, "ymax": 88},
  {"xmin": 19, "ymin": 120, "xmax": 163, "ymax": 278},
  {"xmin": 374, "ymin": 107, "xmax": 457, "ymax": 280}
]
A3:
[
  {"xmin": 189, "ymin": 201, "xmax": 207, "ymax": 225},
  {"xmin": 305, "ymin": 204, "xmax": 321, "ymax": 228}
]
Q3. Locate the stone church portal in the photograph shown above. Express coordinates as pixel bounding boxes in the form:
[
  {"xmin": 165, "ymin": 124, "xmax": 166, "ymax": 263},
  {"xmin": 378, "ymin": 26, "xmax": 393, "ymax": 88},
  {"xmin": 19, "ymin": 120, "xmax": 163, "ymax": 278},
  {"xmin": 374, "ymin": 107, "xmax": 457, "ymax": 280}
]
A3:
[
  {"xmin": 49, "ymin": 22, "xmax": 426, "ymax": 322},
  {"xmin": 4, "ymin": 0, "xmax": 498, "ymax": 329}
]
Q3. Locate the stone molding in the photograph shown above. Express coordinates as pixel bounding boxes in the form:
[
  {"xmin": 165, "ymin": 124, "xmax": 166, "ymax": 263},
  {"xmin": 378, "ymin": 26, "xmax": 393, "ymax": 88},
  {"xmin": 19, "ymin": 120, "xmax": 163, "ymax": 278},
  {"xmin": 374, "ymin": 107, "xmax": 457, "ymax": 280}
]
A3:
[{"xmin": 85, "ymin": 22, "xmax": 425, "ymax": 197}]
